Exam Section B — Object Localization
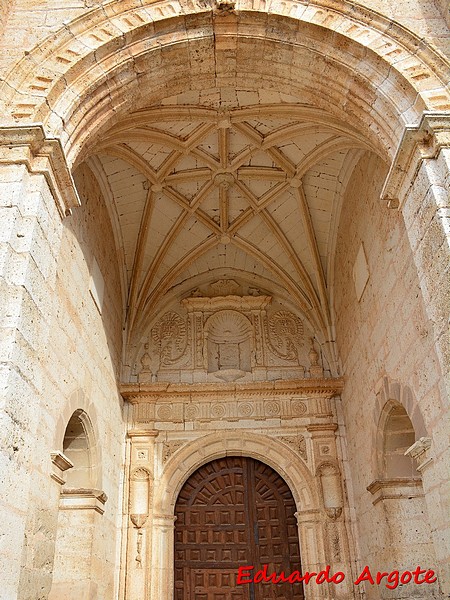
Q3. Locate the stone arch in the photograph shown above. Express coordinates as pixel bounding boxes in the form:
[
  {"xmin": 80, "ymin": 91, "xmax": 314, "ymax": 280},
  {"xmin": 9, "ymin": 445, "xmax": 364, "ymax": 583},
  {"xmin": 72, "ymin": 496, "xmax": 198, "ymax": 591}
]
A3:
[
  {"xmin": 1, "ymin": 0, "xmax": 449, "ymax": 165},
  {"xmin": 154, "ymin": 431, "xmax": 319, "ymax": 515},
  {"xmin": 372, "ymin": 377, "xmax": 427, "ymax": 480},
  {"xmin": 54, "ymin": 388, "xmax": 102, "ymax": 489},
  {"xmin": 62, "ymin": 409, "xmax": 97, "ymax": 488},
  {"xmin": 378, "ymin": 401, "xmax": 416, "ymax": 478}
]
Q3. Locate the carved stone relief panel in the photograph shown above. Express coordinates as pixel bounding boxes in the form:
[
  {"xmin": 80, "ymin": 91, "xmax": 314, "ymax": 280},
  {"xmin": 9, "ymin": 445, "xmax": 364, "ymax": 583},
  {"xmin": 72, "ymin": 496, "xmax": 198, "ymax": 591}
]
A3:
[
  {"xmin": 127, "ymin": 387, "xmax": 339, "ymax": 427},
  {"xmin": 266, "ymin": 310, "xmax": 304, "ymax": 362},
  {"xmin": 162, "ymin": 440, "xmax": 186, "ymax": 464},
  {"xmin": 278, "ymin": 434, "xmax": 308, "ymax": 461},
  {"xmin": 135, "ymin": 282, "xmax": 327, "ymax": 383},
  {"xmin": 151, "ymin": 311, "xmax": 188, "ymax": 367}
]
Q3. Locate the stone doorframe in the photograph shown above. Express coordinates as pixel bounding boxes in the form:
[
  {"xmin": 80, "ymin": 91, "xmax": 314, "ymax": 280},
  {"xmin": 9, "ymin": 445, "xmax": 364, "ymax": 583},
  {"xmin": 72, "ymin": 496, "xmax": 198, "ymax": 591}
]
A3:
[{"xmin": 122, "ymin": 426, "xmax": 355, "ymax": 600}]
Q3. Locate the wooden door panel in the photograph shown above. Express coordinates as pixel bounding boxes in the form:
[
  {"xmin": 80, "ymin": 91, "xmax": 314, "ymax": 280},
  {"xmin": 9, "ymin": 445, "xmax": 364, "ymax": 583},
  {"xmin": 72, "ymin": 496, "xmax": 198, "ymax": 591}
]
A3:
[{"xmin": 174, "ymin": 457, "xmax": 304, "ymax": 600}]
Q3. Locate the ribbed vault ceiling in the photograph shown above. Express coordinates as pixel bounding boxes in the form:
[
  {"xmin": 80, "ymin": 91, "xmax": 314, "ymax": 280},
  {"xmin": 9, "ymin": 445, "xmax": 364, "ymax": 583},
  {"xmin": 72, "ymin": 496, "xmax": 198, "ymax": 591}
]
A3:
[{"xmin": 85, "ymin": 88, "xmax": 373, "ymax": 349}]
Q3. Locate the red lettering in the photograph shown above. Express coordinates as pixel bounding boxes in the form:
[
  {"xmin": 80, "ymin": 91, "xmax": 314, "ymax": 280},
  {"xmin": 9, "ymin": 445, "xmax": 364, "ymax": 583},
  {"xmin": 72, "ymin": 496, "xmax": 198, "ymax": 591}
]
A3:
[
  {"xmin": 316, "ymin": 565, "xmax": 332, "ymax": 584},
  {"xmin": 424, "ymin": 570, "xmax": 437, "ymax": 584},
  {"xmin": 332, "ymin": 571, "xmax": 345, "ymax": 584},
  {"xmin": 237, "ymin": 566, "xmax": 254, "ymax": 584},
  {"xmin": 386, "ymin": 571, "xmax": 399, "ymax": 590},
  {"xmin": 376, "ymin": 572, "xmax": 389, "ymax": 584},
  {"xmin": 275, "ymin": 572, "xmax": 289, "ymax": 583},
  {"xmin": 254, "ymin": 565, "xmax": 268, "ymax": 583},
  {"xmin": 400, "ymin": 571, "xmax": 412, "ymax": 584},
  {"xmin": 354, "ymin": 566, "xmax": 375, "ymax": 586},
  {"xmin": 412, "ymin": 566, "xmax": 427, "ymax": 584},
  {"xmin": 302, "ymin": 571, "xmax": 318, "ymax": 584},
  {"xmin": 287, "ymin": 571, "xmax": 303, "ymax": 583}
]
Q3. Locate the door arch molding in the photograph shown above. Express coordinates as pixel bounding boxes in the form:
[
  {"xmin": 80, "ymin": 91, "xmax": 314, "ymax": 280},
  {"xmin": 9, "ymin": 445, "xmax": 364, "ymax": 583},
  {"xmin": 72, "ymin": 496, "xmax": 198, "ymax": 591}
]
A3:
[
  {"xmin": 154, "ymin": 431, "xmax": 318, "ymax": 515},
  {"xmin": 148, "ymin": 431, "xmax": 352, "ymax": 600}
]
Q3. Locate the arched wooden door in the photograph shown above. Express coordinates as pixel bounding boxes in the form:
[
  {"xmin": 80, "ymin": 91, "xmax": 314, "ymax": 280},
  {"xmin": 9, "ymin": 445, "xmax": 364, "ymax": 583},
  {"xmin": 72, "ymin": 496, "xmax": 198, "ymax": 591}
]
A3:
[{"xmin": 174, "ymin": 456, "xmax": 304, "ymax": 600}]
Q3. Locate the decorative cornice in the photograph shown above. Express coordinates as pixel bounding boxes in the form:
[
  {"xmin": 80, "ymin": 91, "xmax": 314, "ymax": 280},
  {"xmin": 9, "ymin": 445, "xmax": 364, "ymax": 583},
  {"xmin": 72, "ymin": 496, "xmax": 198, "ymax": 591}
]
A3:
[
  {"xmin": 51, "ymin": 451, "xmax": 73, "ymax": 471},
  {"xmin": 0, "ymin": 124, "xmax": 80, "ymax": 217},
  {"xmin": 381, "ymin": 111, "xmax": 450, "ymax": 209},
  {"xmin": 127, "ymin": 429, "xmax": 159, "ymax": 438},
  {"xmin": 182, "ymin": 295, "xmax": 272, "ymax": 312},
  {"xmin": 306, "ymin": 423, "xmax": 338, "ymax": 433},
  {"xmin": 120, "ymin": 378, "xmax": 344, "ymax": 403}
]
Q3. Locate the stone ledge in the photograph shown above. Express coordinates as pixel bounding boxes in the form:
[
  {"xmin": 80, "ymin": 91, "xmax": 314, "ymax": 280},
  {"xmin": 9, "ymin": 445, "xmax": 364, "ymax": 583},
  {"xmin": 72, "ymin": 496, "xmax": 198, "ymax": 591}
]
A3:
[
  {"xmin": 367, "ymin": 478, "xmax": 423, "ymax": 505},
  {"xmin": 50, "ymin": 451, "xmax": 73, "ymax": 485},
  {"xmin": 60, "ymin": 487, "xmax": 108, "ymax": 514}
]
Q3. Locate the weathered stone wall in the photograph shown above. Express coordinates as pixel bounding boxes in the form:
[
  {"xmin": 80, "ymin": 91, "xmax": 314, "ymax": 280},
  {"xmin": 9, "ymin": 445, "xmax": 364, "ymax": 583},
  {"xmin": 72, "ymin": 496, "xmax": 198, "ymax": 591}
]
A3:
[
  {"xmin": 0, "ymin": 159, "xmax": 125, "ymax": 599},
  {"xmin": 334, "ymin": 152, "xmax": 448, "ymax": 597},
  {"xmin": 0, "ymin": 0, "xmax": 13, "ymax": 35},
  {"xmin": 434, "ymin": 0, "xmax": 450, "ymax": 29}
]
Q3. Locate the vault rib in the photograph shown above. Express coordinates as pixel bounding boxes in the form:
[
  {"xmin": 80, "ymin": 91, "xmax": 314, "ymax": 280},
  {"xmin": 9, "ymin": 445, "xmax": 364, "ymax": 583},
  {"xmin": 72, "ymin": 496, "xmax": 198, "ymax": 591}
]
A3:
[
  {"xmin": 258, "ymin": 208, "xmax": 325, "ymax": 329},
  {"xmin": 134, "ymin": 235, "xmax": 219, "ymax": 334},
  {"xmin": 126, "ymin": 186, "xmax": 155, "ymax": 333},
  {"xmin": 132, "ymin": 211, "xmax": 191, "ymax": 334},
  {"xmin": 294, "ymin": 183, "xmax": 331, "ymax": 325},
  {"xmin": 231, "ymin": 235, "xmax": 323, "ymax": 333},
  {"xmin": 100, "ymin": 144, "xmax": 158, "ymax": 184},
  {"xmin": 296, "ymin": 137, "xmax": 362, "ymax": 178}
]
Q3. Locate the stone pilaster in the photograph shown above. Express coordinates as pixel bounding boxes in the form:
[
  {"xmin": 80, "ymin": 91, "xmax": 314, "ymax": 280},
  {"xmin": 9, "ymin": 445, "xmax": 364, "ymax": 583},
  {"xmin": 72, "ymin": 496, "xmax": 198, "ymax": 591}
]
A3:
[{"xmin": 123, "ymin": 429, "xmax": 158, "ymax": 600}]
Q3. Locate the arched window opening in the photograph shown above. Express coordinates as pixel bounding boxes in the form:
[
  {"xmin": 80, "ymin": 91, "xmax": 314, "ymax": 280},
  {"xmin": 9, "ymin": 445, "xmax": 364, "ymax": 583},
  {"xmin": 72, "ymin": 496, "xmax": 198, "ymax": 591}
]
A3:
[
  {"xmin": 63, "ymin": 411, "xmax": 92, "ymax": 488},
  {"xmin": 383, "ymin": 404, "xmax": 416, "ymax": 479},
  {"xmin": 49, "ymin": 409, "xmax": 106, "ymax": 600}
]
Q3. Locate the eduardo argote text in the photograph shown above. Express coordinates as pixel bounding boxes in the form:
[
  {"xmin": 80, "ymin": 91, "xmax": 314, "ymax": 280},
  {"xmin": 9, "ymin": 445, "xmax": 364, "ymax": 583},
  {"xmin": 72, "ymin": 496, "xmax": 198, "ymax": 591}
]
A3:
[{"xmin": 237, "ymin": 564, "xmax": 437, "ymax": 590}]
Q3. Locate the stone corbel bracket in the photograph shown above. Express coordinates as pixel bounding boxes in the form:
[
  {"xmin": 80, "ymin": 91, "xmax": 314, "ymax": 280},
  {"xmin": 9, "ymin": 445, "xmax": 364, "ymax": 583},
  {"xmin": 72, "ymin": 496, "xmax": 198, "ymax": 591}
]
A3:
[
  {"xmin": 405, "ymin": 436, "xmax": 433, "ymax": 472},
  {"xmin": 0, "ymin": 124, "xmax": 80, "ymax": 217},
  {"xmin": 50, "ymin": 451, "xmax": 73, "ymax": 485},
  {"xmin": 381, "ymin": 111, "xmax": 450, "ymax": 209}
]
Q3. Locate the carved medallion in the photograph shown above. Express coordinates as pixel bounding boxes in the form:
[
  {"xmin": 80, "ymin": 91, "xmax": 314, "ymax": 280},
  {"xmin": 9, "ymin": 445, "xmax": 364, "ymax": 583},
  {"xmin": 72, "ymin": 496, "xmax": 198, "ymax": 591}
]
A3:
[
  {"xmin": 185, "ymin": 404, "xmax": 200, "ymax": 420},
  {"xmin": 265, "ymin": 401, "xmax": 281, "ymax": 416},
  {"xmin": 238, "ymin": 402, "xmax": 254, "ymax": 417},
  {"xmin": 151, "ymin": 311, "xmax": 187, "ymax": 366},
  {"xmin": 292, "ymin": 399, "xmax": 308, "ymax": 416},
  {"xmin": 267, "ymin": 310, "xmax": 304, "ymax": 361},
  {"xmin": 211, "ymin": 403, "xmax": 226, "ymax": 418},
  {"xmin": 157, "ymin": 405, "xmax": 173, "ymax": 421}
]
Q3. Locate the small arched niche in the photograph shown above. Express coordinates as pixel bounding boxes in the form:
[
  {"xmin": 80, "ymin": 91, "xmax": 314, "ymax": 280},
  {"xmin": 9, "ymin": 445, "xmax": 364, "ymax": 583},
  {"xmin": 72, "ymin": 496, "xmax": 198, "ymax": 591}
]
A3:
[
  {"xmin": 382, "ymin": 403, "xmax": 416, "ymax": 479},
  {"xmin": 62, "ymin": 409, "xmax": 97, "ymax": 488},
  {"xmin": 205, "ymin": 310, "xmax": 253, "ymax": 375}
]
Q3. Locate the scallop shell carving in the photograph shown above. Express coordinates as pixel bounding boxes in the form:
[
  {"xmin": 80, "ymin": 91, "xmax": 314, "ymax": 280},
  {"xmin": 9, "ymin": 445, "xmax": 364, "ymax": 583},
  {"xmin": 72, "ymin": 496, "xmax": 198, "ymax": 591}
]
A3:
[{"xmin": 206, "ymin": 310, "xmax": 252, "ymax": 343}]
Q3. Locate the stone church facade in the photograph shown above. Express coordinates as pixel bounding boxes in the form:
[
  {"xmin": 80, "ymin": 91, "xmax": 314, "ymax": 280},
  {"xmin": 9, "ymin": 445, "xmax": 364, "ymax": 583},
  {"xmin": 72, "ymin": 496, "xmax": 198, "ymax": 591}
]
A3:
[{"xmin": 0, "ymin": 0, "xmax": 449, "ymax": 599}]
